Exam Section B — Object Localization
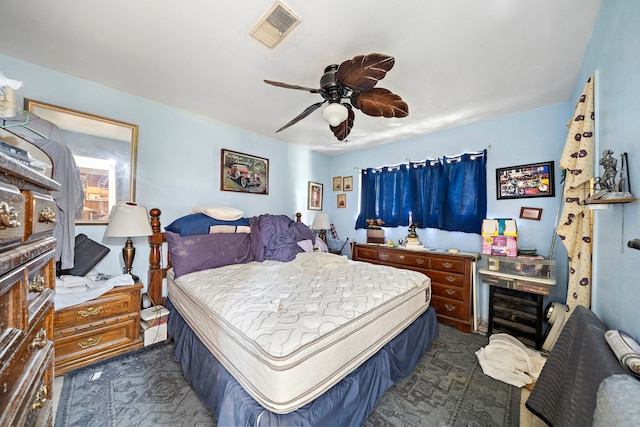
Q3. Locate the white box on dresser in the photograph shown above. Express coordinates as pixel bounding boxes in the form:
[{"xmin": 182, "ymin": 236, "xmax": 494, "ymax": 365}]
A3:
[{"xmin": 0, "ymin": 149, "xmax": 60, "ymax": 427}]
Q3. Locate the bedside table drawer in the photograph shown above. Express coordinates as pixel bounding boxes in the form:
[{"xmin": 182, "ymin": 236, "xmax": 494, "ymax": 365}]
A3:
[
  {"xmin": 54, "ymin": 284, "xmax": 140, "ymax": 329},
  {"xmin": 54, "ymin": 315, "xmax": 140, "ymax": 368}
]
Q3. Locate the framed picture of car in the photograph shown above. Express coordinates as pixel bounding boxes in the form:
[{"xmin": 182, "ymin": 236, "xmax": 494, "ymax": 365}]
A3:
[
  {"xmin": 308, "ymin": 181, "xmax": 323, "ymax": 210},
  {"xmin": 221, "ymin": 149, "xmax": 269, "ymax": 194},
  {"xmin": 496, "ymin": 161, "xmax": 555, "ymax": 200}
]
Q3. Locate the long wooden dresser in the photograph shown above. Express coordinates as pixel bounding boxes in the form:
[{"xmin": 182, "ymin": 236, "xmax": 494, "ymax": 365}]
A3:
[
  {"xmin": 352, "ymin": 243, "xmax": 480, "ymax": 333},
  {"xmin": 0, "ymin": 150, "xmax": 59, "ymax": 426}
]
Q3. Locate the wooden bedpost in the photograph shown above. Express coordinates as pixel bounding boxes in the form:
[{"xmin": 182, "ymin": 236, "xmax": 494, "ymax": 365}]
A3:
[
  {"xmin": 296, "ymin": 212, "xmax": 301, "ymax": 223},
  {"xmin": 148, "ymin": 208, "xmax": 164, "ymax": 306}
]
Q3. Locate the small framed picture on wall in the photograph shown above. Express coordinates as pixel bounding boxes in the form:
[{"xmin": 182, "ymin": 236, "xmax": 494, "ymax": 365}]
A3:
[
  {"xmin": 308, "ymin": 181, "xmax": 323, "ymax": 210},
  {"xmin": 337, "ymin": 193, "xmax": 346, "ymax": 208},
  {"xmin": 332, "ymin": 176, "xmax": 342, "ymax": 191},
  {"xmin": 343, "ymin": 176, "xmax": 353, "ymax": 191}
]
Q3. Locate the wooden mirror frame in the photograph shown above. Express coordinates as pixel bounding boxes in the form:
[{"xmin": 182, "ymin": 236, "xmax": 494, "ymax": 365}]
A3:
[{"xmin": 24, "ymin": 99, "xmax": 139, "ymax": 225}]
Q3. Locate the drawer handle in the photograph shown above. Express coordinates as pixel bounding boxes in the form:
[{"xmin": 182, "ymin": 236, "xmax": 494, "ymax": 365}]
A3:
[
  {"xmin": 399, "ymin": 255, "xmax": 405, "ymax": 259},
  {"xmin": 379, "ymin": 253, "xmax": 389, "ymax": 260},
  {"xmin": 445, "ymin": 304, "xmax": 456, "ymax": 312},
  {"xmin": 0, "ymin": 201, "xmax": 20, "ymax": 229},
  {"xmin": 415, "ymin": 259, "xmax": 424, "ymax": 265},
  {"xmin": 78, "ymin": 306, "xmax": 104, "ymax": 317},
  {"xmin": 446, "ymin": 276, "xmax": 455, "ymax": 283},
  {"xmin": 29, "ymin": 328, "xmax": 48, "ymax": 350},
  {"xmin": 31, "ymin": 385, "xmax": 48, "ymax": 410},
  {"xmin": 38, "ymin": 206, "xmax": 56, "ymax": 223},
  {"xmin": 78, "ymin": 336, "xmax": 103, "ymax": 349},
  {"xmin": 446, "ymin": 289, "xmax": 456, "ymax": 295},
  {"xmin": 441, "ymin": 262, "xmax": 453, "ymax": 269},
  {"xmin": 363, "ymin": 251, "xmax": 370, "ymax": 256},
  {"xmin": 29, "ymin": 275, "xmax": 46, "ymax": 293}
]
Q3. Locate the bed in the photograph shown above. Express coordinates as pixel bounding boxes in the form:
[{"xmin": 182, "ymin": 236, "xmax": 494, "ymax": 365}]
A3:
[{"xmin": 147, "ymin": 208, "xmax": 439, "ymax": 426}]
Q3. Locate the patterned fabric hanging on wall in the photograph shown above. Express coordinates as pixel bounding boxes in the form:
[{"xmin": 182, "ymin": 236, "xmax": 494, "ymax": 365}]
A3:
[{"xmin": 557, "ymin": 75, "xmax": 595, "ymax": 314}]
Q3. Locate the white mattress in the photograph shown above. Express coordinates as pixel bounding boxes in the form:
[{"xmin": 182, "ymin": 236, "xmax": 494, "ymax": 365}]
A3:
[{"xmin": 168, "ymin": 252, "xmax": 431, "ymax": 413}]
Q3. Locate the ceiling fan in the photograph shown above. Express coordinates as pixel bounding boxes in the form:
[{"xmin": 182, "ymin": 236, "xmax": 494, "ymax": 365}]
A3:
[{"xmin": 264, "ymin": 53, "xmax": 409, "ymax": 141}]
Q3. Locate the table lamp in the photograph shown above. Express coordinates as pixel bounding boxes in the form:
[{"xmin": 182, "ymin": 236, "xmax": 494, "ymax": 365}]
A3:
[
  {"xmin": 311, "ymin": 212, "xmax": 331, "ymax": 244},
  {"xmin": 104, "ymin": 202, "xmax": 153, "ymax": 281}
]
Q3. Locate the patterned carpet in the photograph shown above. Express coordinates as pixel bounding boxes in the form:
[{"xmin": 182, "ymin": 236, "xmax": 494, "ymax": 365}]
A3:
[{"xmin": 55, "ymin": 323, "xmax": 519, "ymax": 427}]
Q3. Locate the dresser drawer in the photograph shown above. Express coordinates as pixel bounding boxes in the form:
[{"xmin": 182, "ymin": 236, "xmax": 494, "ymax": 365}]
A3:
[
  {"xmin": 54, "ymin": 315, "xmax": 140, "ymax": 371},
  {"xmin": 427, "ymin": 269, "xmax": 466, "ymax": 288},
  {"xmin": 23, "ymin": 190, "xmax": 56, "ymax": 243},
  {"xmin": 0, "ymin": 266, "xmax": 26, "ymax": 335},
  {"xmin": 430, "ymin": 256, "xmax": 467, "ymax": 273},
  {"xmin": 353, "ymin": 245, "xmax": 378, "ymax": 261},
  {"xmin": 430, "ymin": 295, "xmax": 470, "ymax": 321},
  {"xmin": 0, "ymin": 343, "xmax": 53, "ymax": 427},
  {"xmin": 431, "ymin": 282, "xmax": 466, "ymax": 301},
  {"xmin": 0, "ymin": 312, "xmax": 53, "ymax": 420},
  {"xmin": 378, "ymin": 249, "xmax": 430, "ymax": 268},
  {"xmin": 0, "ymin": 181, "xmax": 25, "ymax": 252},
  {"xmin": 54, "ymin": 284, "xmax": 141, "ymax": 330}
]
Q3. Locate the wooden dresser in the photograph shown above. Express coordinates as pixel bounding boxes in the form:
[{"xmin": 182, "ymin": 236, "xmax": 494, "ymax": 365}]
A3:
[
  {"xmin": 352, "ymin": 243, "xmax": 480, "ymax": 333},
  {"xmin": 0, "ymin": 151, "xmax": 59, "ymax": 427},
  {"xmin": 53, "ymin": 283, "xmax": 143, "ymax": 376}
]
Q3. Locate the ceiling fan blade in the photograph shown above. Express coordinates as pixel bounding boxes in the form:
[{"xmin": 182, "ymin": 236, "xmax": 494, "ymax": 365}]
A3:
[
  {"xmin": 351, "ymin": 88, "xmax": 409, "ymax": 118},
  {"xmin": 264, "ymin": 79, "xmax": 322, "ymax": 94},
  {"xmin": 336, "ymin": 53, "xmax": 395, "ymax": 92},
  {"xmin": 275, "ymin": 101, "xmax": 326, "ymax": 133},
  {"xmin": 330, "ymin": 104, "xmax": 355, "ymax": 141}
]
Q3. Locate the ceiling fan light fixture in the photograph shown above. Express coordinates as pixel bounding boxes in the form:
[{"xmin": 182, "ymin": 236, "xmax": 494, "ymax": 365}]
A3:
[{"xmin": 321, "ymin": 103, "xmax": 348, "ymax": 126}]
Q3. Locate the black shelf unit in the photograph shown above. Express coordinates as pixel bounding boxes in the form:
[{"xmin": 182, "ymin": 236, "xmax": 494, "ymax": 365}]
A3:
[{"xmin": 488, "ymin": 285, "xmax": 544, "ymax": 349}]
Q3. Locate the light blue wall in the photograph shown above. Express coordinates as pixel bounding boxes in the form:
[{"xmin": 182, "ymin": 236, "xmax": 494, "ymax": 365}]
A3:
[
  {"xmin": 0, "ymin": 54, "xmax": 330, "ymax": 284},
  {"xmin": 5, "ymin": 0, "xmax": 636, "ymax": 334},
  {"xmin": 571, "ymin": 0, "xmax": 640, "ymax": 338},
  {"xmin": 329, "ymin": 104, "xmax": 571, "ymax": 323}
]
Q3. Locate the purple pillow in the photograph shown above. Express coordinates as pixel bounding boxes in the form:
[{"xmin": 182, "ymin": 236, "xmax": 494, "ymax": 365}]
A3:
[{"xmin": 166, "ymin": 231, "xmax": 255, "ymax": 277}]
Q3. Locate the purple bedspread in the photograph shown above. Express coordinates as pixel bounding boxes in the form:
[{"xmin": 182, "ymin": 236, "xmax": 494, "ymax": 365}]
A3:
[{"xmin": 249, "ymin": 214, "xmax": 316, "ymax": 262}]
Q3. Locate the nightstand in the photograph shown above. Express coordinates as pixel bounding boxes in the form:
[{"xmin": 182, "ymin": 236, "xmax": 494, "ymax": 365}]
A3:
[{"xmin": 53, "ymin": 283, "xmax": 143, "ymax": 376}]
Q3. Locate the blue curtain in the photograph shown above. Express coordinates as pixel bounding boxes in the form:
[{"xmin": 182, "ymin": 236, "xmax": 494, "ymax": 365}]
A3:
[
  {"xmin": 355, "ymin": 165, "xmax": 410, "ymax": 228},
  {"xmin": 356, "ymin": 150, "xmax": 487, "ymax": 234},
  {"xmin": 409, "ymin": 160, "xmax": 442, "ymax": 229},
  {"xmin": 438, "ymin": 151, "xmax": 487, "ymax": 233}
]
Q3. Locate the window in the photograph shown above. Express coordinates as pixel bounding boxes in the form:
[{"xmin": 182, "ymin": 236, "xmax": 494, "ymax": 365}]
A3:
[{"xmin": 356, "ymin": 150, "xmax": 487, "ymax": 234}]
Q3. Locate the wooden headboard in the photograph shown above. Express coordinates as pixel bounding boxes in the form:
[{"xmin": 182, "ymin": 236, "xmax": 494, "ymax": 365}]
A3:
[{"xmin": 147, "ymin": 209, "xmax": 303, "ymax": 307}]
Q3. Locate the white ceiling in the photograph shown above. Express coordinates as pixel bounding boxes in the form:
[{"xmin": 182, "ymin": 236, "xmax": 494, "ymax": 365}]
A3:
[{"xmin": 0, "ymin": 0, "xmax": 601, "ymax": 156}]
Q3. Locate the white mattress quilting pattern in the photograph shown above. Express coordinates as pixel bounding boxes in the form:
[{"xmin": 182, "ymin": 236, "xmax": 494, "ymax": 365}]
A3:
[{"xmin": 169, "ymin": 252, "xmax": 431, "ymax": 413}]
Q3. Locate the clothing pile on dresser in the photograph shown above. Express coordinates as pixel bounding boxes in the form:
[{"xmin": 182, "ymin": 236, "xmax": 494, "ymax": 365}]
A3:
[{"xmin": 54, "ymin": 272, "xmax": 134, "ymax": 310}]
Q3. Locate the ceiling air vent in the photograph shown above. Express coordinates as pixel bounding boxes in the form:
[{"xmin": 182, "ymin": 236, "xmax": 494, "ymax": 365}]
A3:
[{"xmin": 250, "ymin": 1, "xmax": 301, "ymax": 49}]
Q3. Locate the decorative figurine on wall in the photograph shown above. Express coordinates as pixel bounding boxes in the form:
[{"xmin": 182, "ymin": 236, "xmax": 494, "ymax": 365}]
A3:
[{"xmin": 589, "ymin": 150, "xmax": 634, "ymax": 201}]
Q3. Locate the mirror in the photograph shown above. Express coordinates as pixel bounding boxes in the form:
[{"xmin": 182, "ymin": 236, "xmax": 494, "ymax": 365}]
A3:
[{"xmin": 24, "ymin": 99, "xmax": 138, "ymax": 225}]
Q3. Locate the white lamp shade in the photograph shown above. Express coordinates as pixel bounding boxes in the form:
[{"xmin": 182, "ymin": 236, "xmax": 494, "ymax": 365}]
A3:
[
  {"xmin": 321, "ymin": 103, "xmax": 348, "ymax": 126},
  {"xmin": 311, "ymin": 212, "xmax": 331, "ymax": 230},
  {"xmin": 104, "ymin": 203, "xmax": 153, "ymax": 237}
]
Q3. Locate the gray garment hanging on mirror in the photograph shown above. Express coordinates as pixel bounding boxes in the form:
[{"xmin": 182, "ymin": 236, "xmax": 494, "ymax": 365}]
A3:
[{"xmin": 1, "ymin": 112, "xmax": 85, "ymax": 270}]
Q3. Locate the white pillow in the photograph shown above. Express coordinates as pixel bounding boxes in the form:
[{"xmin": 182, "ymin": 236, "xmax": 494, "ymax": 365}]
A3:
[
  {"xmin": 297, "ymin": 239, "xmax": 314, "ymax": 253},
  {"xmin": 191, "ymin": 206, "xmax": 244, "ymax": 220},
  {"xmin": 209, "ymin": 225, "xmax": 251, "ymax": 234}
]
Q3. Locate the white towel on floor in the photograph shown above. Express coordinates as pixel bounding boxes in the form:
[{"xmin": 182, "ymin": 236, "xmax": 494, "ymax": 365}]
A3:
[{"xmin": 476, "ymin": 333, "xmax": 546, "ymax": 388}]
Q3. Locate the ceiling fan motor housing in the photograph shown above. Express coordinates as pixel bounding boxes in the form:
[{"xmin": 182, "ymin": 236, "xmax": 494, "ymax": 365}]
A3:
[{"xmin": 320, "ymin": 64, "xmax": 347, "ymax": 102}]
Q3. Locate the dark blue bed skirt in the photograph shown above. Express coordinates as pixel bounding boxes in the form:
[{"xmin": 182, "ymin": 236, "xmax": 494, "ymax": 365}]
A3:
[{"xmin": 167, "ymin": 298, "xmax": 439, "ymax": 426}]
